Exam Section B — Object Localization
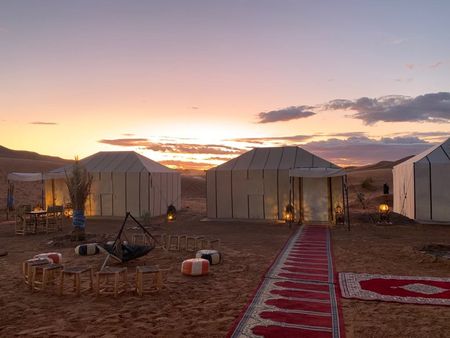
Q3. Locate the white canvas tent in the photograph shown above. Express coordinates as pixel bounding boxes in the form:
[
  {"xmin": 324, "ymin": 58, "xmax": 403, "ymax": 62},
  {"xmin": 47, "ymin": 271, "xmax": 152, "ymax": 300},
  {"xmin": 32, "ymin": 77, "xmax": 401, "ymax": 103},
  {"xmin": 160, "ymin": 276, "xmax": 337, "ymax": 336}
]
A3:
[
  {"xmin": 393, "ymin": 138, "xmax": 450, "ymax": 222},
  {"xmin": 45, "ymin": 151, "xmax": 181, "ymax": 217},
  {"xmin": 207, "ymin": 146, "xmax": 346, "ymax": 223}
]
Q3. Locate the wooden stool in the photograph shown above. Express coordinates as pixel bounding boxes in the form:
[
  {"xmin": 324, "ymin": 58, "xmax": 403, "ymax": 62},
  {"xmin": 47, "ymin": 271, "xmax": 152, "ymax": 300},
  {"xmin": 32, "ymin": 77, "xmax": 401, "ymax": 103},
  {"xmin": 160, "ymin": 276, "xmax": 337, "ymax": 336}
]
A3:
[
  {"xmin": 22, "ymin": 258, "xmax": 52, "ymax": 286},
  {"xmin": 31, "ymin": 263, "xmax": 63, "ymax": 292},
  {"xmin": 208, "ymin": 239, "xmax": 221, "ymax": 250},
  {"xmin": 96, "ymin": 267, "xmax": 128, "ymax": 297},
  {"xmin": 132, "ymin": 234, "xmax": 150, "ymax": 246},
  {"xmin": 178, "ymin": 235, "xmax": 187, "ymax": 251},
  {"xmin": 168, "ymin": 235, "xmax": 180, "ymax": 251},
  {"xmin": 197, "ymin": 238, "xmax": 210, "ymax": 250},
  {"xmin": 186, "ymin": 237, "xmax": 197, "ymax": 252},
  {"xmin": 151, "ymin": 234, "xmax": 166, "ymax": 249},
  {"xmin": 135, "ymin": 266, "xmax": 163, "ymax": 296},
  {"xmin": 59, "ymin": 266, "xmax": 94, "ymax": 296},
  {"xmin": 195, "ymin": 236, "xmax": 206, "ymax": 250}
]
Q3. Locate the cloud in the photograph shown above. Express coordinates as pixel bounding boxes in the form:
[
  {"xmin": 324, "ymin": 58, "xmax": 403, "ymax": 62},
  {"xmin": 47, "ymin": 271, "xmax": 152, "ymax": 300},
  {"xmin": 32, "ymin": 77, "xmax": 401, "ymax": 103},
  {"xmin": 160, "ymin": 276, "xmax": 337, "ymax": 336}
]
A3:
[
  {"xmin": 394, "ymin": 77, "xmax": 413, "ymax": 83},
  {"xmin": 429, "ymin": 61, "xmax": 443, "ymax": 69},
  {"xmin": 122, "ymin": 133, "xmax": 135, "ymax": 136},
  {"xmin": 386, "ymin": 37, "xmax": 408, "ymax": 45},
  {"xmin": 405, "ymin": 63, "xmax": 415, "ymax": 70},
  {"xmin": 29, "ymin": 121, "xmax": 58, "ymax": 125},
  {"xmin": 191, "ymin": 106, "xmax": 199, "ymax": 110},
  {"xmin": 98, "ymin": 138, "xmax": 246, "ymax": 155},
  {"xmin": 228, "ymin": 132, "xmax": 368, "ymax": 145},
  {"xmin": 393, "ymin": 131, "xmax": 449, "ymax": 137},
  {"xmin": 325, "ymin": 92, "xmax": 450, "ymax": 124},
  {"xmin": 98, "ymin": 138, "xmax": 147, "ymax": 146},
  {"xmin": 257, "ymin": 106, "xmax": 315, "ymax": 123},
  {"xmin": 159, "ymin": 160, "xmax": 213, "ymax": 170},
  {"xmin": 228, "ymin": 134, "xmax": 314, "ymax": 144},
  {"xmin": 391, "ymin": 131, "xmax": 449, "ymax": 142},
  {"xmin": 329, "ymin": 132, "xmax": 367, "ymax": 138},
  {"xmin": 302, "ymin": 136, "xmax": 433, "ymax": 166}
]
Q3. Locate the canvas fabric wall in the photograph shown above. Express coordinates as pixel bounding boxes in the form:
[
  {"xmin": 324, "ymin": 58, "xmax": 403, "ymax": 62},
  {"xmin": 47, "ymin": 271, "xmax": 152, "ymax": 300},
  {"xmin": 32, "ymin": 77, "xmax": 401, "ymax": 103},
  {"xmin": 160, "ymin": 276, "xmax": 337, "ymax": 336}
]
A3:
[{"xmin": 45, "ymin": 172, "xmax": 180, "ymax": 217}]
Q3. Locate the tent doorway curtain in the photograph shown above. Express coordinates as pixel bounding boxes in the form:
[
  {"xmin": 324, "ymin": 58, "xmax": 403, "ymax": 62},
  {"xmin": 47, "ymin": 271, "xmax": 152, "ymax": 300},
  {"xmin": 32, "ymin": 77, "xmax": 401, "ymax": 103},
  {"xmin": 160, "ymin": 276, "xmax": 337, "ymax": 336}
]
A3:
[
  {"xmin": 288, "ymin": 176, "xmax": 330, "ymax": 223},
  {"xmin": 288, "ymin": 172, "xmax": 348, "ymax": 226}
]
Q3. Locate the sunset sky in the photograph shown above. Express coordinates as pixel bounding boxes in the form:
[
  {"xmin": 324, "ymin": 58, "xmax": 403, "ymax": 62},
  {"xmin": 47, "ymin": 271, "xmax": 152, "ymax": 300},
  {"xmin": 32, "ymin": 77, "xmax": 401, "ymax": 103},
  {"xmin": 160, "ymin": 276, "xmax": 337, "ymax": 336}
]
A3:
[{"xmin": 1, "ymin": 1, "xmax": 449, "ymax": 169}]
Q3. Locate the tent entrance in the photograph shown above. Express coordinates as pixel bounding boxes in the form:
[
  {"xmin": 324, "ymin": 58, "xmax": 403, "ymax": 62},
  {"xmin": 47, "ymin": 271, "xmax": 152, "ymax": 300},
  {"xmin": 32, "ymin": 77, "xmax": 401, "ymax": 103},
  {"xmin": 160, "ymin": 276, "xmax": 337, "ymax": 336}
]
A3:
[
  {"xmin": 289, "ymin": 168, "xmax": 347, "ymax": 225},
  {"xmin": 302, "ymin": 178, "xmax": 329, "ymax": 222}
]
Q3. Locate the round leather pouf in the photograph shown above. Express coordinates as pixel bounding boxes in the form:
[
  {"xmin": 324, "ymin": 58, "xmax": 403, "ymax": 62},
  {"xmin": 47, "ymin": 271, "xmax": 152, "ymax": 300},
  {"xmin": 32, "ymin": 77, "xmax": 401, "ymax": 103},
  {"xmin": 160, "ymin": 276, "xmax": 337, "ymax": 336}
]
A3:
[
  {"xmin": 181, "ymin": 258, "xmax": 209, "ymax": 276},
  {"xmin": 75, "ymin": 243, "xmax": 100, "ymax": 256},
  {"xmin": 34, "ymin": 252, "xmax": 63, "ymax": 264},
  {"xmin": 195, "ymin": 249, "xmax": 221, "ymax": 265}
]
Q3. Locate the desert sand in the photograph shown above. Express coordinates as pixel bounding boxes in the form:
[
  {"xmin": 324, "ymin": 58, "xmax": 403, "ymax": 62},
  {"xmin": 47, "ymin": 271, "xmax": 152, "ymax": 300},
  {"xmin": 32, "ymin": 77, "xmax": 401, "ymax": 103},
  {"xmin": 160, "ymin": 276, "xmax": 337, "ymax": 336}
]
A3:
[{"xmin": 1, "ymin": 158, "xmax": 449, "ymax": 337}]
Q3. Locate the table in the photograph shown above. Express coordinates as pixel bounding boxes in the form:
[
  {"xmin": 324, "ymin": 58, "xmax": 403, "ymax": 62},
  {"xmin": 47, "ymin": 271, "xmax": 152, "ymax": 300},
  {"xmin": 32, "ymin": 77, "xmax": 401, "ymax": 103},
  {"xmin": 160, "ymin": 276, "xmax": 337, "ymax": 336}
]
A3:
[{"xmin": 26, "ymin": 210, "xmax": 47, "ymax": 233}]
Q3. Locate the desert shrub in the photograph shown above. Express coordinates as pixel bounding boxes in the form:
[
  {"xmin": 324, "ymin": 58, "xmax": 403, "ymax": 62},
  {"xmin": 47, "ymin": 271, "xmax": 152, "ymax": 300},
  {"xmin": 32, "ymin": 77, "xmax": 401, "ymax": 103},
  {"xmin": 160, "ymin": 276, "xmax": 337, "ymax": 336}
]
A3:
[{"xmin": 361, "ymin": 177, "xmax": 376, "ymax": 191}]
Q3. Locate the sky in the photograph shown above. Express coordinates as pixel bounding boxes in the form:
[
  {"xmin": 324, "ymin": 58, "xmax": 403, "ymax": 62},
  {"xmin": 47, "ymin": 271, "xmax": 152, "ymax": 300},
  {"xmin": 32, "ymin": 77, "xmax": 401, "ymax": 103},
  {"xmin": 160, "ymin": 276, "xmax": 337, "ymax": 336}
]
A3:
[{"xmin": 1, "ymin": 0, "xmax": 449, "ymax": 169}]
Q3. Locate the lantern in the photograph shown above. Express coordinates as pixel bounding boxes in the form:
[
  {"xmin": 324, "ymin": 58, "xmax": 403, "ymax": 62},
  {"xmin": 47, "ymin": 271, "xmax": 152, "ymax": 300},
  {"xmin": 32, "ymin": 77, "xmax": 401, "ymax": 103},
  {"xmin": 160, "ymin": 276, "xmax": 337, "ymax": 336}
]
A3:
[
  {"xmin": 379, "ymin": 203, "xmax": 389, "ymax": 214},
  {"xmin": 284, "ymin": 204, "xmax": 294, "ymax": 223},
  {"xmin": 378, "ymin": 203, "xmax": 390, "ymax": 223},
  {"xmin": 167, "ymin": 204, "xmax": 176, "ymax": 221},
  {"xmin": 335, "ymin": 205, "xmax": 344, "ymax": 225},
  {"xmin": 64, "ymin": 203, "xmax": 73, "ymax": 218}
]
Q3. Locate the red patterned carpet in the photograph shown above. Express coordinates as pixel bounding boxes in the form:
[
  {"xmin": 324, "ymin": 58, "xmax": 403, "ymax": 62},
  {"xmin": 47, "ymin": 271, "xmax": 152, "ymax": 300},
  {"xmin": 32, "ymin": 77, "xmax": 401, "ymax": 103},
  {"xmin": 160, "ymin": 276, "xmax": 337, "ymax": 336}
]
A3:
[
  {"xmin": 339, "ymin": 272, "xmax": 450, "ymax": 306},
  {"xmin": 228, "ymin": 225, "xmax": 345, "ymax": 337}
]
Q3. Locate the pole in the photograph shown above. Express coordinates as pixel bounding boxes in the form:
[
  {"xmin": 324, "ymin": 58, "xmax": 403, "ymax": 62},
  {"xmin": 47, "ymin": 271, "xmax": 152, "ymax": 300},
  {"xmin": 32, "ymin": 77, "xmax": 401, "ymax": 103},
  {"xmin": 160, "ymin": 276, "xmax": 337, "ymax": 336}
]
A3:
[
  {"xmin": 6, "ymin": 179, "xmax": 10, "ymax": 221},
  {"xmin": 41, "ymin": 172, "xmax": 45, "ymax": 209},
  {"xmin": 344, "ymin": 175, "xmax": 351, "ymax": 231}
]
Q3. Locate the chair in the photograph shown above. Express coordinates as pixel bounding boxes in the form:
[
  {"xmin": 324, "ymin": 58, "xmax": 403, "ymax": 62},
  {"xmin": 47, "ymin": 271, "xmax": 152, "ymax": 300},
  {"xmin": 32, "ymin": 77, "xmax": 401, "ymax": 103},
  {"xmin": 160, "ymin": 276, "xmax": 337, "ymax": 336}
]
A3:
[
  {"xmin": 97, "ymin": 212, "xmax": 159, "ymax": 270},
  {"xmin": 35, "ymin": 214, "xmax": 47, "ymax": 234},
  {"xmin": 46, "ymin": 205, "xmax": 64, "ymax": 233},
  {"xmin": 15, "ymin": 214, "xmax": 35, "ymax": 235}
]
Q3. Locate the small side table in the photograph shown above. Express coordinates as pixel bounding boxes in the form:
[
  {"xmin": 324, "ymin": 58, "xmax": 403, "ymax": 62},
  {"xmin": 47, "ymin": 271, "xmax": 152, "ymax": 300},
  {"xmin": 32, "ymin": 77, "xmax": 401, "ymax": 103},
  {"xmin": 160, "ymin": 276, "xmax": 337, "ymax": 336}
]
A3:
[
  {"xmin": 135, "ymin": 265, "xmax": 163, "ymax": 296},
  {"xmin": 31, "ymin": 263, "xmax": 64, "ymax": 292},
  {"xmin": 59, "ymin": 266, "xmax": 94, "ymax": 296},
  {"xmin": 96, "ymin": 266, "xmax": 128, "ymax": 297},
  {"xmin": 22, "ymin": 258, "xmax": 52, "ymax": 286}
]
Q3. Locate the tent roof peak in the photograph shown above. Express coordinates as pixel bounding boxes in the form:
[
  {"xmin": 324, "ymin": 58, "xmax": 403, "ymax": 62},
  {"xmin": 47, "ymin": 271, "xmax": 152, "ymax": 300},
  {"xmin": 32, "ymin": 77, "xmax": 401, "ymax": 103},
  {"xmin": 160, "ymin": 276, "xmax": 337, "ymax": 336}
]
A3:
[{"xmin": 209, "ymin": 146, "xmax": 340, "ymax": 171}]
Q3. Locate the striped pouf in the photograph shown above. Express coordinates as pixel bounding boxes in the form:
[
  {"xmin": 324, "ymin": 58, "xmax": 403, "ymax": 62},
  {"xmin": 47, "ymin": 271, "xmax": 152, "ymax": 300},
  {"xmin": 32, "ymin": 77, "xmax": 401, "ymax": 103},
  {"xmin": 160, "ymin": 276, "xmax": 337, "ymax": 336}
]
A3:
[
  {"xmin": 195, "ymin": 250, "xmax": 221, "ymax": 265},
  {"xmin": 34, "ymin": 252, "xmax": 63, "ymax": 264},
  {"xmin": 75, "ymin": 243, "xmax": 100, "ymax": 256},
  {"xmin": 181, "ymin": 258, "xmax": 209, "ymax": 276}
]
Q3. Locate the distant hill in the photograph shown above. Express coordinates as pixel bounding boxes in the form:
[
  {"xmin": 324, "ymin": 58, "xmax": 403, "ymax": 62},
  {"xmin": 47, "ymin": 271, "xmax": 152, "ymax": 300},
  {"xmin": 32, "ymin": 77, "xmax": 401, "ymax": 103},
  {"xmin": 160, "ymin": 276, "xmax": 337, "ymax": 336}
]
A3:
[
  {"xmin": 348, "ymin": 155, "xmax": 415, "ymax": 172},
  {"xmin": 0, "ymin": 146, "xmax": 71, "ymax": 180},
  {"xmin": 0, "ymin": 145, "xmax": 68, "ymax": 163}
]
